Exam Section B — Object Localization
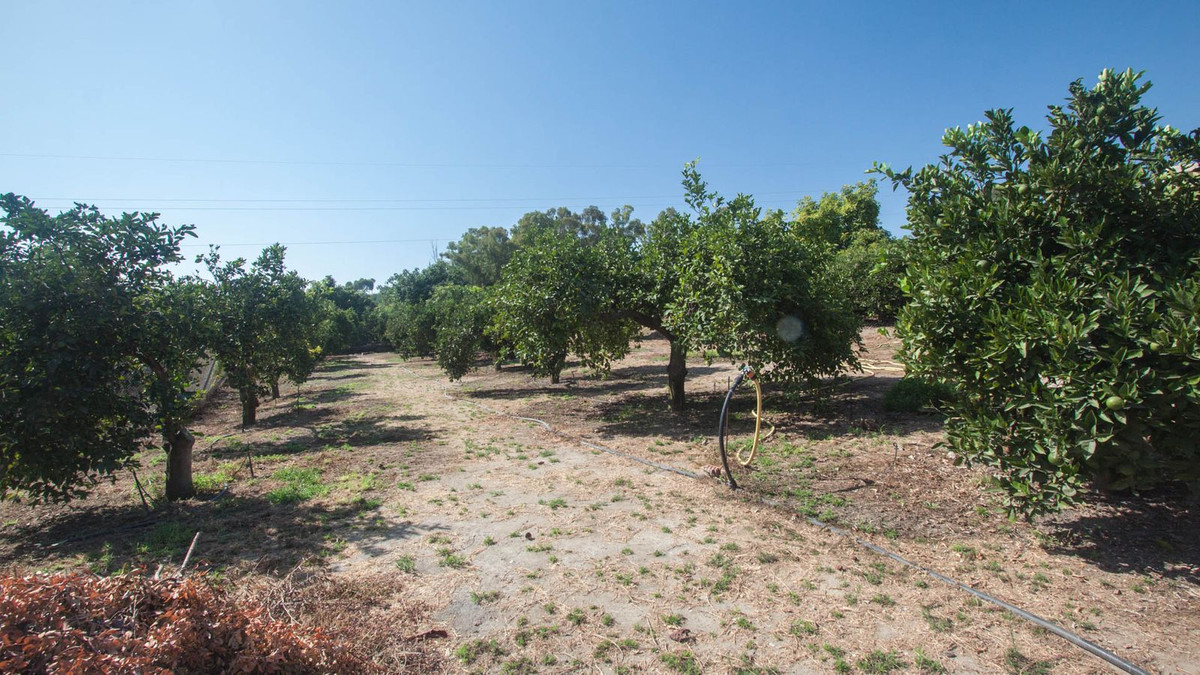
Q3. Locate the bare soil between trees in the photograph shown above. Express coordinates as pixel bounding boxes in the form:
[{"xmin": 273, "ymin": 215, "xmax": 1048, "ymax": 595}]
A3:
[{"xmin": 2, "ymin": 330, "xmax": 1197, "ymax": 673}]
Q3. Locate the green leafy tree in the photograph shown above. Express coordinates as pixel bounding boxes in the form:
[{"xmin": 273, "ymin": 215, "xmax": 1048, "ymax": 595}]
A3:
[
  {"xmin": 791, "ymin": 181, "xmax": 907, "ymax": 321},
  {"xmin": 199, "ymin": 245, "xmax": 319, "ymax": 425},
  {"xmin": 0, "ymin": 195, "xmax": 207, "ymax": 501},
  {"xmin": 442, "ymin": 226, "xmax": 515, "ymax": 286},
  {"xmin": 378, "ymin": 260, "xmax": 462, "ymax": 357},
  {"xmin": 490, "ymin": 228, "xmax": 638, "ymax": 383},
  {"xmin": 490, "ymin": 165, "xmax": 861, "ymax": 410},
  {"xmin": 668, "ymin": 165, "xmax": 862, "ymax": 389},
  {"xmin": 428, "ymin": 285, "xmax": 492, "ymax": 380},
  {"xmin": 875, "ymin": 69, "xmax": 1200, "ymax": 516}
]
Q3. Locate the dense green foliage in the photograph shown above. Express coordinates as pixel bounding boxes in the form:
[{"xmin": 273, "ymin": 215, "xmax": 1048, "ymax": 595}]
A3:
[
  {"xmin": 489, "ymin": 228, "xmax": 638, "ymax": 383},
  {"xmin": 792, "ymin": 181, "xmax": 908, "ymax": 321},
  {"xmin": 311, "ymin": 277, "xmax": 383, "ymax": 354},
  {"xmin": 380, "ymin": 260, "xmax": 462, "ymax": 358},
  {"xmin": 488, "ymin": 164, "xmax": 862, "ymax": 407},
  {"xmin": 877, "ymin": 69, "xmax": 1200, "ymax": 515},
  {"xmin": 199, "ymin": 245, "xmax": 322, "ymax": 425},
  {"xmin": 668, "ymin": 165, "xmax": 862, "ymax": 386},
  {"xmin": 0, "ymin": 195, "xmax": 205, "ymax": 501},
  {"xmin": 428, "ymin": 285, "xmax": 493, "ymax": 380}
]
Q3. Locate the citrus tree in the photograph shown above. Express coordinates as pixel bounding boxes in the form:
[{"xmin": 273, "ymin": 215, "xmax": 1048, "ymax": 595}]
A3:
[
  {"xmin": 875, "ymin": 69, "xmax": 1200, "ymax": 516},
  {"xmin": 199, "ymin": 245, "xmax": 320, "ymax": 425},
  {"xmin": 0, "ymin": 195, "xmax": 207, "ymax": 501}
]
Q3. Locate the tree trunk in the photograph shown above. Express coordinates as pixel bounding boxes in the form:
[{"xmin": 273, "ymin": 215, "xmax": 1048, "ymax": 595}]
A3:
[
  {"xmin": 164, "ymin": 426, "xmax": 195, "ymax": 501},
  {"xmin": 271, "ymin": 378, "xmax": 280, "ymax": 399},
  {"xmin": 240, "ymin": 387, "xmax": 258, "ymax": 426},
  {"xmin": 550, "ymin": 351, "xmax": 567, "ymax": 384},
  {"xmin": 667, "ymin": 341, "xmax": 688, "ymax": 412}
]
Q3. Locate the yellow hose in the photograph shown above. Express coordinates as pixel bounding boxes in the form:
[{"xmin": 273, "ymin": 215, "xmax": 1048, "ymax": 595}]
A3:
[{"xmin": 735, "ymin": 375, "xmax": 775, "ymax": 467}]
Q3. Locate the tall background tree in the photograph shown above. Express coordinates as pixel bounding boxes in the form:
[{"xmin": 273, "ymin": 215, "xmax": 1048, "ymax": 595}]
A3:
[
  {"xmin": 0, "ymin": 195, "xmax": 207, "ymax": 501},
  {"xmin": 876, "ymin": 69, "xmax": 1200, "ymax": 516}
]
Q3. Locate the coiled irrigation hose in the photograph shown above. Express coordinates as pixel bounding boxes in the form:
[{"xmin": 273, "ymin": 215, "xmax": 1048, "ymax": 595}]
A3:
[{"xmin": 717, "ymin": 366, "xmax": 774, "ymax": 489}]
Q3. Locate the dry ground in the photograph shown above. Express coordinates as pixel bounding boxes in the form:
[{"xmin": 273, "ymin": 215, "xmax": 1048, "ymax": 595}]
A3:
[{"xmin": 2, "ymin": 330, "xmax": 1197, "ymax": 674}]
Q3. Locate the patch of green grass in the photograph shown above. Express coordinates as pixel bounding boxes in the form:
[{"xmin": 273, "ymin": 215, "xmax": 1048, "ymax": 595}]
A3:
[
  {"xmin": 870, "ymin": 593, "xmax": 896, "ymax": 607},
  {"xmin": 471, "ymin": 590, "xmax": 501, "ymax": 604},
  {"xmin": 660, "ymin": 650, "xmax": 700, "ymax": 674},
  {"xmin": 454, "ymin": 638, "xmax": 504, "ymax": 665},
  {"xmin": 662, "ymin": 613, "xmax": 685, "ymax": 627},
  {"xmin": 539, "ymin": 497, "xmax": 567, "ymax": 510},
  {"xmin": 857, "ymin": 650, "xmax": 907, "ymax": 674},
  {"xmin": 437, "ymin": 548, "xmax": 467, "ymax": 568},
  {"xmin": 566, "ymin": 608, "xmax": 586, "ymax": 625},
  {"xmin": 789, "ymin": 619, "xmax": 818, "ymax": 636},
  {"xmin": 266, "ymin": 467, "xmax": 329, "ymax": 504},
  {"xmin": 396, "ymin": 481, "xmax": 415, "ymax": 491},
  {"xmin": 137, "ymin": 521, "xmax": 193, "ymax": 557},
  {"xmin": 395, "ymin": 555, "xmax": 416, "ymax": 573}
]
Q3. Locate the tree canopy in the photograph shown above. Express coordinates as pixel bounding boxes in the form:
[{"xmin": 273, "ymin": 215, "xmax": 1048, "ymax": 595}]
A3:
[
  {"xmin": 876, "ymin": 68, "xmax": 1200, "ymax": 515},
  {"xmin": 0, "ymin": 195, "xmax": 205, "ymax": 501}
]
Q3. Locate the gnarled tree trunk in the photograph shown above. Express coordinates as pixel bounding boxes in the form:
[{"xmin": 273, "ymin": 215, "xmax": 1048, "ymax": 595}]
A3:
[
  {"xmin": 667, "ymin": 341, "xmax": 688, "ymax": 412},
  {"xmin": 271, "ymin": 378, "xmax": 281, "ymax": 399},
  {"xmin": 164, "ymin": 426, "xmax": 195, "ymax": 500},
  {"xmin": 240, "ymin": 387, "xmax": 258, "ymax": 426}
]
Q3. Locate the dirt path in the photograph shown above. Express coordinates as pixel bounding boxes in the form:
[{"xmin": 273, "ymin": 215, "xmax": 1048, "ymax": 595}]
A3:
[
  {"xmin": 2, "ymin": 338, "xmax": 1195, "ymax": 673},
  {"xmin": 318, "ymin": 353, "xmax": 1192, "ymax": 674}
]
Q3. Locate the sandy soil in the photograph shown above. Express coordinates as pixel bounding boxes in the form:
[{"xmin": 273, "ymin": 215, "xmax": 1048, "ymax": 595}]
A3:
[{"xmin": 2, "ymin": 330, "xmax": 1197, "ymax": 673}]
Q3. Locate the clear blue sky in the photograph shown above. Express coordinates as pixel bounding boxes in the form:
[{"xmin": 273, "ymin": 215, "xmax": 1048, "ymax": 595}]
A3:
[{"xmin": 3, "ymin": 1, "xmax": 1198, "ymax": 285}]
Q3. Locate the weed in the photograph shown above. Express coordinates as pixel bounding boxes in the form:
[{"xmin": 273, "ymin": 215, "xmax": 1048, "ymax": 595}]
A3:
[
  {"xmin": 871, "ymin": 593, "xmax": 896, "ymax": 607},
  {"xmin": 734, "ymin": 615, "xmax": 755, "ymax": 630},
  {"xmin": 437, "ymin": 548, "xmax": 467, "ymax": 568},
  {"xmin": 454, "ymin": 638, "xmax": 504, "ymax": 665},
  {"xmin": 396, "ymin": 481, "xmax": 415, "ymax": 491},
  {"xmin": 566, "ymin": 608, "xmax": 586, "ymax": 625},
  {"xmin": 662, "ymin": 613, "xmax": 685, "ymax": 626},
  {"xmin": 394, "ymin": 555, "xmax": 416, "ymax": 573},
  {"xmin": 790, "ymin": 619, "xmax": 818, "ymax": 636},
  {"xmin": 914, "ymin": 648, "xmax": 946, "ymax": 673},
  {"xmin": 858, "ymin": 650, "xmax": 907, "ymax": 673},
  {"xmin": 471, "ymin": 590, "xmax": 501, "ymax": 605},
  {"xmin": 660, "ymin": 650, "xmax": 700, "ymax": 674},
  {"xmin": 756, "ymin": 551, "xmax": 779, "ymax": 564},
  {"xmin": 483, "ymin": 536, "xmax": 496, "ymax": 546}
]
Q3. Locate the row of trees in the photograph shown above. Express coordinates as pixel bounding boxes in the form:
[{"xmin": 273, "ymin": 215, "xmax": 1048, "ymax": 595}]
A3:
[
  {"xmin": 0, "ymin": 196, "xmax": 378, "ymax": 503},
  {"xmin": 376, "ymin": 168, "xmax": 906, "ymax": 411}
]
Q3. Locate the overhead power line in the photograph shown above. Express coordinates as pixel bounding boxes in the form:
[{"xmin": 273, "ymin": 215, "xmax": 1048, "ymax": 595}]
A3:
[
  {"xmin": 26, "ymin": 190, "xmax": 817, "ymax": 206},
  {"xmin": 1, "ymin": 151, "xmax": 826, "ymax": 170},
  {"xmin": 179, "ymin": 238, "xmax": 452, "ymax": 248}
]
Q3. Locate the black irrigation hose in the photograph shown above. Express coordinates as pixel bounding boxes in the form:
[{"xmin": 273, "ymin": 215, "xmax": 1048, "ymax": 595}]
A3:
[
  {"xmin": 717, "ymin": 370, "xmax": 747, "ymax": 490},
  {"xmin": 426, "ymin": 366, "xmax": 1148, "ymax": 674}
]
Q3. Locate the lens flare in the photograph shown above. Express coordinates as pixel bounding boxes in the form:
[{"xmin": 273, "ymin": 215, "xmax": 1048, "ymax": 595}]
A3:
[{"xmin": 776, "ymin": 315, "xmax": 805, "ymax": 343}]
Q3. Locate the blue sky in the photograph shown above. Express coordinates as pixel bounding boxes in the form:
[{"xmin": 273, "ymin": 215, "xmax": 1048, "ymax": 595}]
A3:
[{"xmin": 2, "ymin": 1, "xmax": 1198, "ymax": 285}]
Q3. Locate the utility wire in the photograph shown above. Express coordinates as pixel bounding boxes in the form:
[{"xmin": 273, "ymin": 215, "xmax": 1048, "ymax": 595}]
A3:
[
  {"xmin": 26, "ymin": 190, "xmax": 814, "ymax": 204},
  {"xmin": 2, "ymin": 151, "xmax": 826, "ymax": 169},
  {"xmin": 178, "ymin": 238, "xmax": 450, "ymax": 248}
]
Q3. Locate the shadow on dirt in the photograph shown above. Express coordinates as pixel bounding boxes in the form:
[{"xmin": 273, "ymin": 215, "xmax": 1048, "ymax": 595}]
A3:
[
  {"xmin": 1040, "ymin": 488, "xmax": 1200, "ymax": 583},
  {"xmin": 209, "ymin": 414, "xmax": 435, "ymax": 460},
  {"xmin": 3, "ymin": 492, "xmax": 449, "ymax": 576}
]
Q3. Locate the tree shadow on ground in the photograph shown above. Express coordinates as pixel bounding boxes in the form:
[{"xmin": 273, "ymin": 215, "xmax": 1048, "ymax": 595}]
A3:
[
  {"xmin": 208, "ymin": 414, "xmax": 435, "ymax": 460},
  {"xmin": 2, "ymin": 491, "xmax": 449, "ymax": 577},
  {"xmin": 317, "ymin": 358, "xmax": 396, "ymax": 373},
  {"xmin": 1039, "ymin": 487, "xmax": 1200, "ymax": 583}
]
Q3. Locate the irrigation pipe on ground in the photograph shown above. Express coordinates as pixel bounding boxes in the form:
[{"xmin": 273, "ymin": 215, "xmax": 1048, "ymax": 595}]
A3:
[{"xmin": 428, "ymin": 370, "xmax": 1149, "ymax": 675}]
